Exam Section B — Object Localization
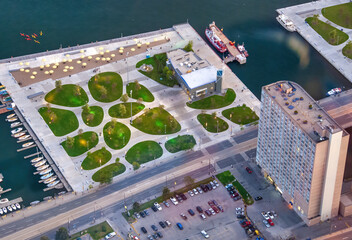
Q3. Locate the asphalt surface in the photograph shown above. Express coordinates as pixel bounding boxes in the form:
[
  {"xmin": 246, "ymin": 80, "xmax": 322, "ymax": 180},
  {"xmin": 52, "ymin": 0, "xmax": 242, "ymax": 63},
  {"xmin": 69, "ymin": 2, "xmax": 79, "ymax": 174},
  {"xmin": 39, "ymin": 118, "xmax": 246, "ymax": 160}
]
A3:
[
  {"xmin": 233, "ymin": 129, "xmax": 258, "ymax": 144},
  {"xmin": 216, "ymin": 154, "xmax": 246, "ymax": 169}
]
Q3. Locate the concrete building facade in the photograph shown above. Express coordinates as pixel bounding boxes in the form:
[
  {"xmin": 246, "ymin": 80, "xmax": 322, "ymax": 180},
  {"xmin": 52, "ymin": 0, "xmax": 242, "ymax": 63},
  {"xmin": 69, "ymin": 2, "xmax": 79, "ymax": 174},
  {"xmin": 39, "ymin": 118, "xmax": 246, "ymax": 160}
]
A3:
[
  {"xmin": 166, "ymin": 49, "xmax": 222, "ymax": 99},
  {"xmin": 256, "ymin": 81, "xmax": 349, "ymax": 226}
]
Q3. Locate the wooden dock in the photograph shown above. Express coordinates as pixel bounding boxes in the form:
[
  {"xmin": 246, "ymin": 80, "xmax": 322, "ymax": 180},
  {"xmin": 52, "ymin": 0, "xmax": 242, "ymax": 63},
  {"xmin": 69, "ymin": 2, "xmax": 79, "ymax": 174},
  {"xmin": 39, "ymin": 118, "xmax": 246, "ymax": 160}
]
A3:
[
  {"xmin": 11, "ymin": 130, "xmax": 28, "ymax": 137},
  {"xmin": 24, "ymin": 152, "xmax": 42, "ymax": 159},
  {"xmin": 0, "ymin": 188, "xmax": 11, "ymax": 195},
  {"xmin": 17, "ymin": 144, "xmax": 36, "ymax": 152},
  {"xmin": 17, "ymin": 137, "xmax": 33, "ymax": 143},
  {"xmin": 10, "ymin": 123, "xmax": 23, "ymax": 128},
  {"xmin": 0, "ymin": 197, "xmax": 23, "ymax": 209}
]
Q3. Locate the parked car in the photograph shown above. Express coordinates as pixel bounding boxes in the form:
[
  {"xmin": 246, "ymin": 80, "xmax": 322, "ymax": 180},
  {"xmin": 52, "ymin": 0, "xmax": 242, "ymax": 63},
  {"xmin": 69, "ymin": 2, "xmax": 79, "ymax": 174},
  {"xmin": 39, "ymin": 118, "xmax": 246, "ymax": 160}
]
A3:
[
  {"xmin": 237, "ymin": 214, "xmax": 246, "ymax": 219},
  {"xmin": 156, "ymin": 232, "xmax": 163, "ymax": 238},
  {"xmin": 234, "ymin": 196, "xmax": 242, "ymax": 201},
  {"xmin": 236, "ymin": 207, "xmax": 244, "ymax": 215},
  {"xmin": 147, "ymin": 235, "xmax": 153, "ymax": 240},
  {"xmin": 263, "ymin": 219, "xmax": 270, "ymax": 228},
  {"xmin": 152, "ymin": 233, "xmax": 158, "ymax": 239},
  {"xmin": 141, "ymin": 227, "xmax": 148, "ymax": 234},
  {"xmin": 193, "ymin": 188, "xmax": 198, "ymax": 195},
  {"xmin": 170, "ymin": 197, "xmax": 178, "ymax": 205},
  {"xmin": 200, "ymin": 214, "xmax": 207, "ymax": 220},
  {"xmin": 140, "ymin": 211, "xmax": 146, "ymax": 218},
  {"xmin": 261, "ymin": 211, "xmax": 269, "ymax": 220},
  {"xmin": 196, "ymin": 187, "xmax": 203, "ymax": 194},
  {"xmin": 205, "ymin": 210, "xmax": 212, "ymax": 216},
  {"xmin": 200, "ymin": 184, "xmax": 208, "ymax": 192},
  {"xmin": 213, "ymin": 180, "xmax": 219, "ymax": 187},
  {"xmin": 255, "ymin": 196, "xmax": 263, "ymax": 201},
  {"xmin": 151, "ymin": 205, "xmax": 158, "ymax": 212},
  {"xmin": 208, "ymin": 201, "xmax": 214, "ymax": 207},
  {"xmin": 206, "ymin": 183, "xmax": 213, "ymax": 191},
  {"xmin": 180, "ymin": 213, "xmax": 188, "ymax": 220},
  {"xmin": 175, "ymin": 194, "xmax": 183, "ymax": 203},
  {"xmin": 210, "ymin": 181, "xmax": 216, "ymax": 189},
  {"xmin": 163, "ymin": 201, "xmax": 170, "ymax": 208},
  {"xmin": 196, "ymin": 206, "xmax": 203, "ymax": 213},
  {"xmin": 267, "ymin": 219, "xmax": 274, "ymax": 226},
  {"xmin": 134, "ymin": 212, "xmax": 140, "ymax": 219},
  {"xmin": 212, "ymin": 200, "xmax": 218, "ymax": 206},
  {"xmin": 154, "ymin": 202, "xmax": 162, "ymax": 211},
  {"xmin": 246, "ymin": 167, "xmax": 252, "ymax": 174},
  {"xmin": 176, "ymin": 222, "xmax": 183, "ymax": 230},
  {"xmin": 201, "ymin": 230, "xmax": 209, "ymax": 239},
  {"xmin": 217, "ymin": 205, "xmax": 224, "ymax": 212},
  {"xmin": 209, "ymin": 208, "xmax": 215, "ymax": 215},
  {"xmin": 188, "ymin": 190, "xmax": 194, "ymax": 197},
  {"xmin": 212, "ymin": 206, "xmax": 220, "ymax": 213},
  {"xmin": 151, "ymin": 225, "xmax": 158, "ymax": 231},
  {"xmin": 267, "ymin": 211, "xmax": 274, "ymax": 219},
  {"xmin": 188, "ymin": 209, "xmax": 195, "ymax": 216},
  {"xmin": 165, "ymin": 220, "xmax": 171, "ymax": 227},
  {"xmin": 159, "ymin": 221, "xmax": 166, "ymax": 228},
  {"xmin": 180, "ymin": 193, "xmax": 187, "ymax": 200},
  {"xmin": 105, "ymin": 232, "xmax": 116, "ymax": 239}
]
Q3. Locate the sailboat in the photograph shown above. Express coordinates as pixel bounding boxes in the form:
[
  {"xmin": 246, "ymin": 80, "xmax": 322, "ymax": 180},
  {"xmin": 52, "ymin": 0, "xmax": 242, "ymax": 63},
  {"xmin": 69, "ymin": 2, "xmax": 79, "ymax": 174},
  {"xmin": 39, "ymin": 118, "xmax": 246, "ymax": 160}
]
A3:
[
  {"xmin": 33, "ymin": 160, "xmax": 46, "ymax": 167},
  {"xmin": 11, "ymin": 127, "xmax": 23, "ymax": 134},
  {"xmin": 40, "ymin": 172, "xmax": 53, "ymax": 180},
  {"xmin": 31, "ymin": 156, "xmax": 44, "ymax": 163},
  {"xmin": 22, "ymin": 142, "xmax": 34, "ymax": 148},
  {"xmin": 37, "ymin": 164, "xmax": 49, "ymax": 171}
]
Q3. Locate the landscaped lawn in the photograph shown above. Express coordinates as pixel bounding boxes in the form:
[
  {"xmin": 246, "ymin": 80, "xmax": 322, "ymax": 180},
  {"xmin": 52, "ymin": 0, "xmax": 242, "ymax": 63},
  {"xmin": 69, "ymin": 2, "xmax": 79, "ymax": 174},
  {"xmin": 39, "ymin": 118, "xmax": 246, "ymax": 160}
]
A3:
[
  {"xmin": 61, "ymin": 131, "xmax": 99, "ymax": 157},
  {"xmin": 132, "ymin": 107, "xmax": 181, "ymax": 135},
  {"xmin": 197, "ymin": 114, "xmax": 229, "ymax": 133},
  {"xmin": 127, "ymin": 82, "xmax": 155, "ymax": 102},
  {"xmin": 45, "ymin": 84, "xmax": 89, "ymax": 107},
  {"xmin": 136, "ymin": 53, "xmax": 178, "ymax": 87},
  {"xmin": 81, "ymin": 147, "xmax": 112, "ymax": 170},
  {"xmin": 69, "ymin": 221, "xmax": 113, "ymax": 240},
  {"xmin": 39, "ymin": 107, "xmax": 79, "ymax": 136},
  {"xmin": 343, "ymin": 41, "xmax": 352, "ymax": 59},
  {"xmin": 108, "ymin": 103, "xmax": 145, "ymax": 118},
  {"xmin": 233, "ymin": 180, "xmax": 254, "ymax": 205},
  {"xmin": 222, "ymin": 104, "xmax": 259, "ymax": 125},
  {"xmin": 125, "ymin": 141, "xmax": 163, "ymax": 166},
  {"xmin": 216, "ymin": 171, "xmax": 235, "ymax": 185},
  {"xmin": 306, "ymin": 17, "xmax": 349, "ymax": 45},
  {"xmin": 322, "ymin": 2, "xmax": 352, "ymax": 29},
  {"xmin": 186, "ymin": 88, "xmax": 236, "ymax": 109},
  {"xmin": 103, "ymin": 120, "xmax": 131, "ymax": 149},
  {"xmin": 82, "ymin": 106, "xmax": 104, "ymax": 127},
  {"xmin": 88, "ymin": 72, "xmax": 123, "ymax": 102},
  {"xmin": 165, "ymin": 135, "xmax": 196, "ymax": 153},
  {"xmin": 92, "ymin": 160, "xmax": 126, "ymax": 182}
]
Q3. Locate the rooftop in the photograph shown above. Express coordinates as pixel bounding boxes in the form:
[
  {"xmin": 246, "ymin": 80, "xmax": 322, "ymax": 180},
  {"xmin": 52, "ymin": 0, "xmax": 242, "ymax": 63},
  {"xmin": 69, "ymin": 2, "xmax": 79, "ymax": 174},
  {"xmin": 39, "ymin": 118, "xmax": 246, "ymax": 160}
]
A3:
[
  {"xmin": 263, "ymin": 81, "xmax": 346, "ymax": 143},
  {"xmin": 181, "ymin": 66, "xmax": 217, "ymax": 89}
]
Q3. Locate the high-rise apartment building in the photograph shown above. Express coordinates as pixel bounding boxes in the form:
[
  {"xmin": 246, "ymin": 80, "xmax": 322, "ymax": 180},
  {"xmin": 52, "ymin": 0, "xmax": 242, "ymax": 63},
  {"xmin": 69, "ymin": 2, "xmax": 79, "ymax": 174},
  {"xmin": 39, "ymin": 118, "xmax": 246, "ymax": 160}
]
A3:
[{"xmin": 256, "ymin": 81, "xmax": 349, "ymax": 226}]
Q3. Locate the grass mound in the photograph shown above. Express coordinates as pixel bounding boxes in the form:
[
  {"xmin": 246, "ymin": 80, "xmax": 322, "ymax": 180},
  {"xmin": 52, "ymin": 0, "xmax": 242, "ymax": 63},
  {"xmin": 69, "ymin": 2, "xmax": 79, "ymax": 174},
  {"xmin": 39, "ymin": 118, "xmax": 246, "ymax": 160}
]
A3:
[
  {"xmin": 187, "ymin": 89, "xmax": 236, "ymax": 109},
  {"xmin": 45, "ymin": 84, "xmax": 88, "ymax": 107},
  {"xmin": 131, "ymin": 107, "xmax": 181, "ymax": 135},
  {"xmin": 165, "ymin": 135, "xmax": 196, "ymax": 153},
  {"xmin": 103, "ymin": 120, "xmax": 131, "ymax": 149},
  {"xmin": 81, "ymin": 147, "xmax": 112, "ymax": 170},
  {"xmin": 125, "ymin": 141, "xmax": 163, "ymax": 166},
  {"xmin": 88, "ymin": 72, "xmax": 123, "ymax": 102},
  {"xmin": 82, "ymin": 106, "xmax": 104, "ymax": 127},
  {"xmin": 127, "ymin": 82, "xmax": 154, "ymax": 102},
  {"xmin": 197, "ymin": 114, "xmax": 229, "ymax": 133},
  {"xmin": 61, "ymin": 131, "xmax": 99, "ymax": 157},
  {"xmin": 108, "ymin": 103, "xmax": 145, "ymax": 118},
  {"xmin": 92, "ymin": 160, "xmax": 126, "ymax": 182},
  {"xmin": 222, "ymin": 104, "xmax": 259, "ymax": 125},
  {"xmin": 39, "ymin": 107, "xmax": 78, "ymax": 136},
  {"xmin": 322, "ymin": 2, "xmax": 352, "ymax": 29}
]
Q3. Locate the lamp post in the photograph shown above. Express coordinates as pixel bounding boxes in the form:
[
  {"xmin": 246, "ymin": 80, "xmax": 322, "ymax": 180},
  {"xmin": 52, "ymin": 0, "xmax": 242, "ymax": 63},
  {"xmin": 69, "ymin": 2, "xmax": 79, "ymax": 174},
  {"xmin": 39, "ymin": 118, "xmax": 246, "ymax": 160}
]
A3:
[{"xmin": 130, "ymin": 89, "xmax": 133, "ymax": 124}]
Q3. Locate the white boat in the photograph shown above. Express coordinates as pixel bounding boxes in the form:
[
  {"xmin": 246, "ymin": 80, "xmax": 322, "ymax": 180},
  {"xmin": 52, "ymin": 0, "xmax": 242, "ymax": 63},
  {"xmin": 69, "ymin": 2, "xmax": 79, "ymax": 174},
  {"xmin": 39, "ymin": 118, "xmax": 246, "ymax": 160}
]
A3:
[
  {"xmin": 0, "ymin": 208, "xmax": 3, "ymax": 215},
  {"xmin": 22, "ymin": 142, "xmax": 34, "ymax": 148},
  {"xmin": 0, "ymin": 198, "xmax": 9, "ymax": 204},
  {"xmin": 10, "ymin": 122, "xmax": 20, "ymax": 128},
  {"xmin": 47, "ymin": 180, "xmax": 60, "ymax": 187},
  {"xmin": 34, "ymin": 160, "xmax": 46, "ymax": 167},
  {"xmin": 327, "ymin": 87, "xmax": 342, "ymax": 96},
  {"xmin": 40, "ymin": 172, "xmax": 53, "ymax": 180},
  {"xmin": 15, "ymin": 203, "xmax": 20, "ymax": 209},
  {"xmin": 30, "ymin": 200, "xmax": 40, "ymax": 206},
  {"xmin": 11, "ymin": 204, "xmax": 16, "ymax": 210},
  {"xmin": 37, "ymin": 164, "xmax": 49, "ymax": 171},
  {"xmin": 31, "ymin": 156, "xmax": 44, "ymax": 163},
  {"xmin": 11, "ymin": 127, "xmax": 23, "ymax": 134},
  {"xmin": 2, "ymin": 207, "xmax": 7, "ymax": 214},
  {"xmin": 44, "ymin": 176, "xmax": 58, "ymax": 184},
  {"xmin": 7, "ymin": 205, "xmax": 12, "ymax": 212},
  {"xmin": 7, "ymin": 117, "xmax": 18, "ymax": 122},
  {"xmin": 6, "ymin": 113, "xmax": 15, "ymax": 119},
  {"xmin": 276, "ymin": 14, "xmax": 296, "ymax": 32},
  {"xmin": 13, "ymin": 132, "xmax": 25, "ymax": 138},
  {"xmin": 18, "ymin": 135, "xmax": 30, "ymax": 141},
  {"xmin": 39, "ymin": 168, "xmax": 52, "ymax": 175}
]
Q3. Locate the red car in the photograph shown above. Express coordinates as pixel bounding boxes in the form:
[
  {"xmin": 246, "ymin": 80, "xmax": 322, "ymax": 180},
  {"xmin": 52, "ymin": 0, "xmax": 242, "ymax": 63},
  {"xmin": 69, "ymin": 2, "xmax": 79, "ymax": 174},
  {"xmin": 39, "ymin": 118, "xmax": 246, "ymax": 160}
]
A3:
[
  {"xmin": 208, "ymin": 201, "xmax": 215, "ymax": 207},
  {"xmin": 267, "ymin": 219, "xmax": 274, "ymax": 226},
  {"xmin": 245, "ymin": 167, "xmax": 252, "ymax": 174},
  {"xmin": 241, "ymin": 221, "xmax": 251, "ymax": 228},
  {"xmin": 212, "ymin": 206, "xmax": 220, "ymax": 213}
]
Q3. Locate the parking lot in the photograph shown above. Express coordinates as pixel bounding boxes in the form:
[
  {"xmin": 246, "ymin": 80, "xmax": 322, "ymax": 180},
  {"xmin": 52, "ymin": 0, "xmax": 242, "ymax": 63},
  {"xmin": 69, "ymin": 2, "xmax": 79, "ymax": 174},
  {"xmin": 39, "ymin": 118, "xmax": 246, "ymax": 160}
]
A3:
[{"xmin": 132, "ymin": 181, "xmax": 249, "ymax": 240}]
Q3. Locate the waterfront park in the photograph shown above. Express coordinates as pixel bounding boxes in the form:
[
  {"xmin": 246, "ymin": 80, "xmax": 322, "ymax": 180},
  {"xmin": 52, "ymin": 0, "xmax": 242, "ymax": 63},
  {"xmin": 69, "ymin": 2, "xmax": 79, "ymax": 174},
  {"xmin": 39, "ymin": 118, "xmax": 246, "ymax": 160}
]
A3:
[{"xmin": 38, "ymin": 52, "xmax": 258, "ymax": 184}]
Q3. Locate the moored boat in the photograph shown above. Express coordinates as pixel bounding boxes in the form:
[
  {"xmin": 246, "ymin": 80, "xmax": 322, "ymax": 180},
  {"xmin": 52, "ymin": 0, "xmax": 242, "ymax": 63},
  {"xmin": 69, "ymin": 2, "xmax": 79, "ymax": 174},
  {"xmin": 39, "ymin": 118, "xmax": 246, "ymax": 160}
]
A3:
[
  {"xmin": 11, "ymin": 127, "xmax": 23, "ymax": 134},
  {"xmin": 30, "ymin": 200, "xmax": 40, "ymax": 206},
  {"xmin": 11, "ymin": 204, "xmax": 16, "ymax": 210},
  {"xmin": 13, "ymin": 132, "xmax": 25, "ymax": 138},
  {"xmin": 0, "ymin": 208, "xmax": 3, "ymax": 215},
  {"xmin": 327, "ymin": 88, "xmax": 342, "ymax": 96},
  {"xmin": 7, "ymin": 113, "xmax": 15, "ymax": 119},
  {"xmin": 205, "ymin": 26, "xmax": 227, "ymax": 53},
  {"xmin": 47, "ymin": 180, "xmax": 60, "ymax": 187},
  {"xmin": 39, "ymin": 168, "xmax": 52, "ymax": 175},
  {"xmin": 31, "ymin": 156, "xmax": 44, "ymax": 163},
  {"xmin": 44, "ymin": 176, "xmax": 58, "ymax": 184},
  {"xmin": 37, "ymin": 164, "xmax": 49, "ymax": 171},
  {"xmin": 237, "ymin": 43, "xmax": 249, "ymax": 57},
  {"xmin": 0, "ymin": 198, "xmax": 9, "ymax": 204},
  {"xmin": 276, "ymin": 14, "xmax": 296, "ymax": 32},
  {"xmin": 15, "ymin": 203, "xmax": 21, "ymax": 209},
  {"xmin": 40, "ymin": 172, "xmax": 53, "ymax": 180},
  {"xmin": 2, "ymin": 207, "xmax": 7, "ymax": 214},
  {"xmin": 33, "ymin": 160, "xmax": 46, "ymax": 167},
  {"xmin": 7, "ymin": 205, "xmax": 12, "ymax": 212},
  {"xmin": 18, "ymin": 135, "xmax": 30, "ymax": 140},
  {"xmin": 7, "ymin": 117, "xmax": 18, "ymax": 122},
  {"xmin": 22, "ymin": 142, "xmax": 34, "ymax": 148},
  {"xmin": 10, "ymin": 122, "xmax": 21, "ymax": 128}
]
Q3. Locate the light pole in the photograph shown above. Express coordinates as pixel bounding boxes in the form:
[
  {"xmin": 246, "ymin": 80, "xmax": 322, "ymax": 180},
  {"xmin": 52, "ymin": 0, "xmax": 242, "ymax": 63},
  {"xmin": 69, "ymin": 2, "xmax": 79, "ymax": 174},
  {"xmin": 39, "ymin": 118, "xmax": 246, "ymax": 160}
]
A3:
[{"xmin": 130, "ymin": 89, "xmax": 133, "ymax": 124}]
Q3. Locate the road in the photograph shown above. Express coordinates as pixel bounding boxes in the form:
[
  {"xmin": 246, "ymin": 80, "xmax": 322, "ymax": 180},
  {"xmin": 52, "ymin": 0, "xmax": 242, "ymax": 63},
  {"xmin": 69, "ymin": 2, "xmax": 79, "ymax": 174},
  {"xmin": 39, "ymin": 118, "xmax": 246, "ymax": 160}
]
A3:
[{"xmin": 0, "ymin": 128, "xmax": 258, "ymax": 240}]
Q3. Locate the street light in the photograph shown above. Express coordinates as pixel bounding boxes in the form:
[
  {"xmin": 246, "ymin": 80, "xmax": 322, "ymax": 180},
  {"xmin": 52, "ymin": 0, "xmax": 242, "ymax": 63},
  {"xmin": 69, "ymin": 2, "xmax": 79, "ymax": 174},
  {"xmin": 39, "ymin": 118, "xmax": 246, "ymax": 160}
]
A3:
[{"xmin": 130, "ymin": 89, "xmax": 133, "ymax": 124}]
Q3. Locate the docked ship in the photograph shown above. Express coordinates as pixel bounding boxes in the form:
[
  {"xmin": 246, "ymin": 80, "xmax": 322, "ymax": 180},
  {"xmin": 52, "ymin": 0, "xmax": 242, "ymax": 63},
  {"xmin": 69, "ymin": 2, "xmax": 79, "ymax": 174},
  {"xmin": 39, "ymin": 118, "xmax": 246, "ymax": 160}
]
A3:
[
  {"xmin": 276, "ymin": 14, "xmax": 296, "ymax": 32},
  {"xmin": 327, "ymin": 88, "xmax": 342, "ymax": 96},
  {"xmin": 205, "ymin": 26, "xmax": 227, "ymax": 53},
  {"xmin": 236, "ymin": 43, "xmax": 249, "ymax": 57}
]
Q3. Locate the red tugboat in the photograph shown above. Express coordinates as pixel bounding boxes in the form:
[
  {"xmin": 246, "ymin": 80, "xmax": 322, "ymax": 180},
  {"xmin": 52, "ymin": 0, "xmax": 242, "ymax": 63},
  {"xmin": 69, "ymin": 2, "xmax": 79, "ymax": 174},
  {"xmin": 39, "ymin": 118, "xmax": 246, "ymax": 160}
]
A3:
[
  {"xmin": 205, "ymin": 27, "xmax": 227, "ymax": 53},
  {"xmin": 237, "ymin": 43, "xmax": 249, "ymax": 57}
]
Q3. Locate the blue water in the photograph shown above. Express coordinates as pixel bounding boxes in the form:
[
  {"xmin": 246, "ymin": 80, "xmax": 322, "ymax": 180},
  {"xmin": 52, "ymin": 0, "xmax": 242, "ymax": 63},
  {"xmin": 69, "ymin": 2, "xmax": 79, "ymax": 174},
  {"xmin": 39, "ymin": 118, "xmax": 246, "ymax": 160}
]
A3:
[{"xmin": 0, "ymin": 0, "xmax": 351, "ymax": 204}]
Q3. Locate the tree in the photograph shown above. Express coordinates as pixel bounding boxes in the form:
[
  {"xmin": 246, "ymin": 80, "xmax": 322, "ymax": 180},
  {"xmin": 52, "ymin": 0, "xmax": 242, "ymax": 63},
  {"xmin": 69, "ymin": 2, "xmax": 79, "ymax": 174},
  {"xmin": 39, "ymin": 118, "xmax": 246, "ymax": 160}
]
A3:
[
  {"xmin": 120, "ymin": 93, "xmax": 129, "ymax": 103},
  {"xmin": 163, "ymin": 66, "xmax": 170, "ymax": 75},
  {"xmin": 55, "ymin": 227, "xmax": 69, "ymax": 240},
  {"xmin": 86, "ymin": 113, "xmax": 95, "ymax": 122},
  {"xmin": 159, "ymin": 104, "xmax": 165, "ymax": 109},
  {"xmin": 134, "ymin": 80, "xmax": 141, "ymax": 91},
  {"xmin": 65, "ymin": 136, "xmax": 75, "ymax": 148},
  {"xmin": 98, "ymin": 85, "xmax": 108, "ymax": 98},
  {"xmin": 184, "ymin": 176, "xmax": 195, "ymax": 186},
  {"xmin": 312, "ymin": 14, "xmax": 319, "ymax": 25},
  {"xmin": 90, "ymin": 133, "xmax": 97, "ymax": 143},
  {"xmin": 78, "ymin": 128, "xmax": 83, "ymax": 136},
  {"xmin": 211, "ymin": 112, "xmax": 217, "ymax": 119},
  {"xmin": 162, "ymin": 187, "xmax": 171, "ymax": 200},
  {"xmin": 55, "ymin": 80, "xmax": 62, "ymax": 90},
  {"xmin": 82, "ymin": 104, "xmax": 90, "ymax": 113},
  {"xmin": 118, "ymin": 104, "xmax": 127, "ymax": 116},
  {"xmin": 111, "ymin": 118, "xmax": 117, "ymax": 128},
  {"xmin": 137, "ymin": 97, "xmax": 143, "ymax": 103},
  {"xmin": 75, "ymin": 84, "xmax": 81, "ymax": 96},
  {"xmin": 99, "ymin": 172, "xmax": 112, "ymax": 184},
  {"xmin": 49, "ymin": 111, "xmax": 57, "ymax": 123},
  {"xmin": 132, "ymin": 162, "xmax": 140, "ymax": 170},
  {"xmin": 46, "ymin": 103, "xmax": 52, "ymax": 112},
  {"xmin": 183, "ymin": 40, "xmax": 193, "ymax": 52},
  {"xmin": 40, "ymin": 236, "xmax": 50, "ymax": 240},
  {"xmin": 132, "ymin": 202, "xmax": 140, "ymax": 212}
]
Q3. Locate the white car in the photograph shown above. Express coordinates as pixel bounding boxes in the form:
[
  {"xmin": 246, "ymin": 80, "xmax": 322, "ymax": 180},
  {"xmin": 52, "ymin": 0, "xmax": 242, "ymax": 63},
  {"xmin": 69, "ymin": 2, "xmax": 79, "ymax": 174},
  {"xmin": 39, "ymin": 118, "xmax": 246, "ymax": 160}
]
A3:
[
  {"xmin": 209, "ymin": 208, "xmax": 216, "ymax": 215},
  {"xmin": 210, "ymin": 181, "xmax": 216, "ymax": 189},
  {"xmin": 261, "ymin": 211, "xmax": 269, "ymax": 220},
  {"xmin": 193, "ymin": 188, "xmax": 199, "ymax": 195},
  {"xmin": 105, "ymin": 232, "xmax": 117, "ymax": 239},
  {"xmin": 170, "ymin": 197, "xmax": 178, "ymax": 205},
  {"xmin": 201, "ymin": 230, "xmax": 209, "ymax": 239},
  {"xmin": 267, "ymin": 211, "xmax": 274, "ymax": 219},
  {"xmin": 188, "ymin": 190, "xmax": 194, "ymax": 197},
  {"xmin": 213, "ymin": 180, "xmax": 219, "ymax": 187},
  {"xmin": 200, "ymin": 214, "xmax": 207, "ymax": 220},
  {"xmin": 197, "ymin": 187, "xmax": 203, "ymax": 194},
  {"xmin": 236, "ymin": 207, "xmax": 244, "ymax": 215},
  {"xmin": 154, "ymin": 202, "xmax": 162, "ymax": 211},
  {"xmin": 263, "ymin": 219, "xmax": 270, "ymax": 228}
]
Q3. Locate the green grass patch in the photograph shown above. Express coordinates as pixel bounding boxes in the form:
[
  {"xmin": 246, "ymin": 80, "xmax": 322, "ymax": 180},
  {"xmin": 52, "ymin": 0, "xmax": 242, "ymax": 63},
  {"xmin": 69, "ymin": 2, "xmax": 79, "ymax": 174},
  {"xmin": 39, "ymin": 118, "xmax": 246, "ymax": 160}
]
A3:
[
  {"xmin": 127, "ymin": 82, "xmax": 155, "ymax": 102},
  {"xmin": 197, "ymin": 114, "xmax": 229, "ymax": 133},
  {"xmin": 88, "ymin": 72, "xmax": 123, "ymax": 102},
  {"xmin": 82, "ymin": 106, "xmax": 104, "ymax": 127},
  {"xmin": 136, "ymin": 53, "xmax": 178, "ymax": 87},
  {"xmin": 108, "ymin": 103, "xmax": 145, "ymax": 118},
  {"xmin": 216, "ymin": 171, "xmax": 236, "ymax": 185},
  {"xmin": 92, "ymin": 160, "xmax": 126, "ymax": 182},
  {"xmin": 233, "ymin": 180, "xmax": 254, "ymax": 205},
  {"xmin": 39, "ymin": 107, "xmax": 78, "ymax": 137},
  {"xmin": 306, "ymin": 17, "xmax": 349, "ymax": 45},
  {"xmin": 103, "ymin": 120, "xmax": 131, "ymax": 150},
  {"xmin": 81, "ymin": 147, "xmax": 112, "ymax": 170},
  {"xmin": 132, "ymin": 107, "xmax": 181, "ymax": 135},
  {"xmin": 61, "ymin": 131, "xmax": 99, "ymax": 157},
  {"xmin": 222, "ymin": 104, "xmax": 259, "ymax": 125},
  {"xmin": 187, "ymin": 88, "xmax": 236, "ymax": 109},
  {"xmin": 70, "ymin": 221, "xmax": 113, "ymax": 240},
  {"xmin": 125, "ymin": 141, "xmax": 163, "ymax": 166},
  {"xmin": 45, "ymin": 84, "xmax": 89, "ymax": 107},
  {"xmin": 322, "ymin": 2, "xmax": 352, "ymax": 29},
  {"xmin": 165, "ymin": 135, "xmax": 196, "ymax": 153},
  {"xmin": 343, "ymin": 41, "xmax": 352, "ymax": 59}
]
